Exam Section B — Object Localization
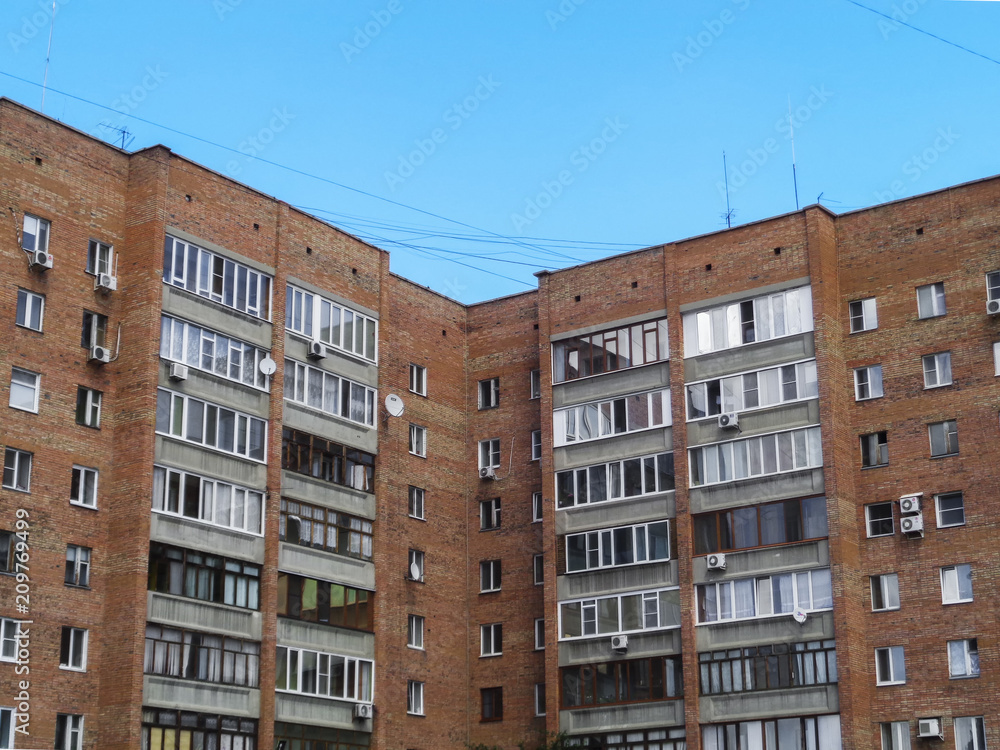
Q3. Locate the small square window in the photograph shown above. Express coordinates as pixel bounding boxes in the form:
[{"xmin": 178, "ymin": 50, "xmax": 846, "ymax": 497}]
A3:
[
  {"xmin": 922, "ymin": 352, "xmax": 952, "ymax": 388},
  {"xmin": 408, "ymin": 549, "xmax": 425, "ymax": 582},
  {"xmin": 408, "ymin": 486, "xmax": 425, "ymax": 520},
  {"xmin": 409, "ymin": 424, "xmax": 426, "ymax": 457},
  {"xmin": 407, "ymin": 680, "xmax": 424, "ymax": 715},
  {"xmin": 866, "ymin": 502, "xmax": 894, "ymax": 537},
  {"xmin": 880, "ymin": 721, "xmax": 910, "ymax": 750},
  {"xmin": 480, "ymin": 498, "xmax": 501, "ymax": 531},
  {"xmin": 954, "ymin": 717, "xmax": 987, "ymax": 750},
  {"xmin": 478, "ymin": 377, "xmax": 500, "ymax": 410},
  {"xmin": 75, "ymin": 387, "xmax": 102, "ymax": 428},
  {"xmin": 532, "ymin": 491, "xmax": 543, "ymax": 523},
  {"xmin": 65, "ymin": 545, "xmax": 91, "ymax": 587},
  {"xmin": 15, "ymin": 289, "xmax": 44, "ymax": 331},
  {"xmin": 2, "ymin": 448, "xmax": 32, "ymax": 492},
  {"xmin": 479, "ymin": 438, "xmax": 500, "ymax": 469},
  {"xmin": 409, "ymin": 364, "xmax": 426, "ymax": 396},
  {"xmin": 481, "ymin": 686, "xmax": 503, "ymax": 721},
  {"xmin": 407, "ymin": 614, "xmax": 424, "ymax": 650},
  {"xmin": 530, "ymin": 369, "xmax": 541, "ymax": 399},
  {"xmin": 87, "ymin": 240, "xmax": 113, "ymax": 276},
  {"xmin": 949, "ymin": 638, "xmax": 979, "ymax": 678},
  {"xmin": 9, "ymin": 368, "xmax": 40, "ymax": 413},
  {"xmin": 81, "ymin": 310, "xmax": 108, "ymax": 349},
  {"xmin": 929, "ymin": 420, "xmax": 958, "ymax": 457},
  {"xmin": 59, "ymin": 626, "xmax": 88, "ymax": 671},
  {"xmin": 941, "ymin": 563, "xmax": 973, "ymax": 604},
  {"xmin": 0, "ymin": 618, "xmax": 23, "ymax": 662},
  {"xmin": 481, "ymin": 623, "xmax": 502, "ymax": 657},
  {"xmin": 935, "ymin": 491, "xmax": 965, "ymax": 528},
  {"xmin": 861, "ymin": 431, "xmax": 888, "ymax": 468},
  {"xmin": 21, "ymin": 214, "xmax": 50, "ymax": 253},
  {"xmin": 55, "ymin": 713, "xmax": 84, "ymax": 750},
  {"xmin": 871, "ymin": 573, "xmax": 900, "ymax": 611},
  {"xmin": 854, "ymin": 365, "xmax": 883, "ymax": 401},
  {"xmin": 988, "ymin": 271, "xmax": 1000, "ymax": 302},
  {"xmin": 531, "ymin": 430, "xmax": 542, "ymax": 461},
  {"xmin": 875, "ymin": 645, "xmax": 906, "ymax": 685},
  {"xmin": 534, "ymin": 683, "xmax": 546, "ymax": 717},
  {"xmin": 849, "ymin": 297, "xmax": 878, "ymax": 333},
  {"xmin": 916, "ymin": 282, "xmax": 946, "ymax": 319},
  {"xmin": 480, "ymin": 560, "xmax": 501, "ymax": 592},
  {"xmin": 70, "ymin": 466, "xmax": 98, "ymax": 509},
  {"xmin": 534, "ymin": 618, "xmax": 545, "ymax": 650}
]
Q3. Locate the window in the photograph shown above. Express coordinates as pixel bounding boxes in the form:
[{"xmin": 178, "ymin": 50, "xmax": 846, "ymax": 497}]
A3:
[
  {"xmin": 8, "ymin": 368, "xmax": 39, "ymax": 413},
  {"xmin": 278, "ymin": 498, "xmax": 371, "ymax": 559},
  {"xmin": 866, "ymin": 502, "xmax": 894, "ymax": 537},
  {"xmin": 685, "ymin": 361, "xmax": 817, "ymax": 422},
  {"xmin": 409, "ymin": 364, "xmax": 426, "ymax": 396},
  {"xmin": 854, "ymin": 365, "xmax": 883, "ymax": 401},
  {"xmin": 684, "ymin": 287, "xmax": 812, "ymax": 357},
  {"xmin": 144, "ymin": 624, "xmax": 260, "ymax": 686},
  {"xmin": 559, "ymin": 388, "xmax": 673, "ymax": 442},
  {"xmin": 694, "ymin": 497, "xmax": 826, "ymax": 556},
  {"xmin": 989, "ymin": 271, "xmax": 1000, "ymax": 302},
  {"xmin": 160, "ymin": 315, "xmax": 270, "ymax": 390},
  {"xmin": 142, "ymin": 710, "xmax": 256, "ymax": 750},
  {"xmin": 479, "ymin": 377, "xmax": 500, "ymax": 409},
  {"xmin": 408, "ymin": 615, "xmax": 424, "ymax": 650},
  {"xmin": 949, "ymin": 638, "xmax": 980, "ymax": 678},
  {"xmin": 995, "ymin": 342, "xmax": 1000, "ymax": 376},
  {"xmin": 480, "ymin": 560, "xmax": 501, "ymax": 592},
  {"xmin": 929, "ymin": 420, "xmax": 959, "ymax": 457},
  {"xmin": 557, "ymin": 451, "xmax": 675, "ymax": 508},
  {"xmin": 533, "ymin": 554, "xmax": 544, "ymax": 585},
  {"xmin": 148, "ymin": 543, "xmax": 261, "ymax": 610},
  {"xmin": 705, "ymin": 717, "xmax": 841, "ymax": 750},
  {"xmin": 274, "ymin": 723, "xmax": 370, "ymax": 750},
  {"xmin": 922, "ymin": 351, "xmax": 952, "ymax": 388},
  {"xmin": 284, "ymin": 358, "xmax": 376, "ymax": 427},
  {"xmin": 941, "ymin": 564, "xmax": 973, "ymax": 604},
  {"xmin": 275, "ymin": 645, "xmax": 373, "ymax": 702},
  {"xmin": 698, "ymin": 639, "xmax": 837, "ymax": 695},
  {"xmin": 70, "ymin": 466, "xmax": 98, "ymax": 509},
  {"xmin": 481, "ymin": 687, "xmax": 503, "ymax": 722},
  {"xmin": 155, "ymin": 466, "xmax": 265, "ymax": 536},
  {"xmin": 155, "ymin": 388, "xmax": 267, "ymax": 461},
  {"xmin": 408, "ymin": 549, "xmax": 424, "ymax": 582},
  {"xmin": 530, "ymin": 369, "xmax": 541, "ymax": 399},
  {"xmin": 696, "ymin": 569, "xmax": 832, "ymax": 624},
  {"xmin": 562, "ymin": 656, "xmax": 684, "ymax": 707},
  {"xmin": 534, "ymin": 618, "xmax": 545, "ymax": 650},
  {"xmin": 164, "ymin": 236, "xmax": 272, "ymax": 320},
  {"xmin": 20, "ymin": 213, "xmax": 49, "ymax": 253},
  {"xmin": 0, "ymin": 619, "xmax": 22, "ymax": 664},
  {"xmin": 276, "ymin": 573, "xmax": 372, "ymax": 630},
  {"xmin": 875, "ymin": 646, "xmax": 906, "ymax": 685},
  {"xmin": 75, "ymin": 386, "xmax": 102, "ymax": 427},
  {"xmin": 954, "ymin": 717, "xmax": 987, "ymax": 750},
  {"xmin": 0, "ymin": 533, "xmax": 12, "ymax": 575},
  {"xmin": 689, "ymin": 426, "xmax": 823, "ymax": 487},
  {"xmin": 481, "ymin": 623, "xmax": 502, "ymax": 656},
  {"xmin": 531, "ymin": 430, "xmax": 542, "ymax": 460},
  {"xmin": 55, "ymin": 714, "xmax": 83, "ymax": 750},
  {"xmin": 65, "ymin": 545, "xmax": 91, "ymax": 587},
  {"xmin": 15, "ymin": 289, "xmax": 43, "ymax": 331},
  {"xmin": 849, "ymin": 297, "xmax": 878, "ymax": 332},
  {"xmin": 407, "ymin": 680, "xmax": 424, "ymax": 715},
  {"xmin": 87, "ymin": 239, "xmax": 113, "ymax": 275},
  {"xmin": 480, "ymin": 498, "xmax": 501, "ymax": 531},
  {"xmin": 59, "ymin": 626, "xmax": 88, "ymax": 670},
  {"xmin": 2, "ymin": 448, "xmax": 31, "ymax": 492},
  {"xmin": 409, "ymin": 424, "xmax": 426, "ymax": 457},
  {"xmin": 556, "ymin": 317, "xmax": 670, "ymax": 382},
  {"xmin": 479, "ymin": 438, "xmax": 500, "ymax": 469},
  {"xmin": 0, "ymin": 706, "xmax": 12, "ymax": 748},
  {"xmin": 534, "ymin": 683, "xmax": 546, "ymax": 716},
  {"xmin": 935, "ymin": 491, "xmax": 965, "ymax": 528},
  {"xmin": 561, "ymin": 587, "xmax": 682, "ymax": 639},
  {"xmin": 880, "ymin": 721, "xmax": 911, "ymax": 750},
  {"xmin": 284, "ymin": 283, "xmax": 376, "ymax": 361},
  {"xmin": 861, "ymin": 431, "xmax": 888, "ymax": 468},
  {"xmin": 408, "ymin": 486, "xmax": 425, "ymax": 520},
  {"xmin": 532, "ymin": 491, "xmax": 543, "ymax": 523},
  {"xmin": 81, "ymin": 310, "xmax": 107, "ymax": 349},
  {"xmin": 281, "ymin": 428, "xmax": 374, "ymax": 492},
  {"xmin": 916, "ymin": 282, "xmax": 946, "ymax": 318},
  {"xmin": 870, "ymin": 574, "xmax": 900, "ymax": 611}
]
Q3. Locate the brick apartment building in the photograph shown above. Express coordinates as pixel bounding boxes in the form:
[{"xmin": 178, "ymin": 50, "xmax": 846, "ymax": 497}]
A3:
[{"xmin": 0, "ymin": 95, "xmax": 997, "ymax": 750}]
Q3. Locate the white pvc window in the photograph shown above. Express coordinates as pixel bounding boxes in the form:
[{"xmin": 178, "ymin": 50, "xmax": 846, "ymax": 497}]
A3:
[
  {"xmin": 163, "ymin": 236, "xmax": 272, "ymax": 319},
  {"xmin": 284, "ymin": 359, "xmax": 376, "ymax": 427},
  {"xmin": 556, "ymin": 388, "xmax": 671, "ymax": 444},
  {"xmin": 687, "ymin": 362, "xmax": 817, "ymax": 420},
  {"xmin": 689, "ymin": 427, "xmax": 823, "ymax": 487},
  {"xmin": 285, "ymin": 284, "xmax": 377, "ymax": 362},
  {"xmin": 155, "ymin": 388, "xmax": 267, "ymax": 461},
  {"xmin": 152, "ymin": 465, "xmax": 263, "ymax": 535},
  {"xmin": 160, "ymin": 315, "xmax": 270, "ymax": 390},
  {"xmin": 559, "ymin": 587, "xmax": 680, "ymax": 640}
]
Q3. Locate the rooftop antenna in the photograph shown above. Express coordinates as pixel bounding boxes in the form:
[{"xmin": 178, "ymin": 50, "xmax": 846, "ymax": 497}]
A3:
[
  {"xmin": 788, "ymin": 96, "xmax": 800, "ymax": 211},
  {"xmin": 722, "ymin": 151, "xmax": 735, "ymax": 228},
  {"xmin": 98, "ymin": 122, "xmax": 135, "ymax": 150},
  {"xmin": 40, "ymin": 1, "xmax": 55, "ymax": 113}
]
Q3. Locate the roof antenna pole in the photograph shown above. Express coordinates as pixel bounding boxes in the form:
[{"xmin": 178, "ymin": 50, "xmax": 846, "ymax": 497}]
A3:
[
  {"xmin": 41, "ymin": 1, "xmax": 55, "ymax": 112},
  {"xmin": 788, "ymin": 96, "xmax": 800, "ymax": 211},
  {"xmin": 723, "ymin": 151, "xmax": 733, "ymax": 228}
]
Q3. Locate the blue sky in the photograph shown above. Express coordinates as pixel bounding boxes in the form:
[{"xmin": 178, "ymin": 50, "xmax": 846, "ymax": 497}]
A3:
[{"xmin": 2, "ymin": 0, "xmax": 998, "ymax": 303}]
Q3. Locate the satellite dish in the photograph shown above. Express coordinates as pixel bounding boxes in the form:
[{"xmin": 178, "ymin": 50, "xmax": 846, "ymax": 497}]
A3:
[
  {"xmin": 385, "ymin": 394, "xmax": 404, "ymax": 417},
  {"xmin": 793, "ymin": 609, "xmax": 808, "ymax": 624},
  {"xmin": 409, "ymin": 561, "xmax": 421, "ymax": 580},
  {"xmin": 258, "ymin": 357, "xmax": 277, "ymax": 376}
]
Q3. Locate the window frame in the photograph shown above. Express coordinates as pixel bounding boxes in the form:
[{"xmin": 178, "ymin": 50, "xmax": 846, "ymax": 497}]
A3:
[
  {"xmin": 534, "ymin": 618, "xmax": 545, "ymax": 651},
  {"xmin": 283, "ymin": 283, "xmax": 376, "ymax": 362},
  {"xmin": 560, "ymin": 387, "xmax": 673, "ymax": 440},
  {"xmin": 409, "ymin": 364, "xmax": 426, "ymax": 396},
  {"xmin": 276, "ymin": 573, "xmax": 371, "ymax": 630},
  {"xmin": 880, "ymin": 721, "xmax": 910, "ymax": 750},
  {"xmin": 480, "ymin": 497, "xmax": 501, "ymax": 531},
  {"xmin": 2, "ymin": 448, "xmax": 32, "ymax": 492},
  {"xmin": 59, "ymin": 626, "xmax": 88, "ymax": 671},
  {"xmin": 532, "ymin": 491, "xmax": 543, "ymax": 523},
  {"xmin": 954, "ymin": 717, "xmax": 987, "ymax": 750},
  {"xmin": 69, "ymin": 465, "xmax": 99, "ymax": 509},
  {"xmin": 922, "ymin": 351, "xmax": 952, "ymax": 388},
  {"xmin": 874, "ymin": 645, "xmax": 906, "ymax": 686},
  {"xmin": 480, "ymin": 623, "xmax": 503, "ymax": 657},
  {"xmin": 156, "ymin": 466, "xmax": 265, "ymax": 537},
  {"xmin": 155, "ymin": 388, "xmax": 268, "ymax": 462},
  {"xmin": 478, "ymin": 438, "xmax": 500, "ymax": 469},
  {"xmin": 556, "ymin": 316, "xmax": 670, "ymax": 380},
  {"xmin": 531, "ymin": 430, "xmax": 542, "ymax": 461},
  {"xmin": 160, "ymin": 315, "xmax": 270, "ymax": 391},
  {"xmin": 480, "ymin": 559, "xmax": 501, "ymax": 593},
  {"xmin": 275, "ymin": 644, "xmax": 374, "ymax": 703},
  {"xmin": 916, "ymin": 281, "xmax": 946, "ymax": 319},
  {"xmin": 55, "ymin": 714, "xmax": 84, "ymax": 750},
  {"xmin": 940, "ymin": 564, "xmax": 973, "ymax": 604},
  {"xmin": 149, "ymin": 543, "xmax": 262, "ymax": 611},
  {"xmin": 870, "ymin": 573, "xmax": 900, "ymax": 612},
  {"xmin": 0, "ymin": 618, "xmax": 22, "ymax": 663},
  {"xmin": 75, "ymin": 386, "xmax": 102, "ymax": 428},
  {"xmin": 278, "ymin": 498, "xmax": 371, "ymax": 560},
  {"xmin": 409, "ymin": 424, "xmax": 426, "ymax": 457},
  {"xmin": 860, "ymin": 431, "xmax": 889, "ymax": 468},
  {"xmin": 87, "ymin": 239, "xmax": 113, "ymax": 276},
  {"xmin": 81, "ymin": 309, "xmax": 108, "ymax": 349},
  {"xmin": 928, "ymin": 420, "xmax": 959, "ymax": 457},
  {"xmin": 8, "ymin": 368, "xmax": 40, "ymax": 413},
  {"xmin": 561, "ymin": 586, "xmax": 682, "ymax": 639},
  {"xmin": 685, "ymin": 361, "xmax": 816, "ymax": 422},
  {"xmin": 0, "ymin": 532, "xmax": 13, "ymax": 576},
  {"xmin": 407, "ymin": 614, "xmax": 424, "ymax": 650},
  {"xmin": 693, "ymin": 497, "xmax": 826, "ymax": 556},
  {"xmin": 935, "ymin": 491, "xmax": 965, "ymax": 528},
  {"xmin": 143, "ymin": 623, "xmax": 260, "ymax": 687},
  {"xmin": 849, "ymin": 297, "xmax": 878, "ymax": 333},
  {"xmin": 865, "ymin": 502, "xmax": 894, "ymax": 538},
  {"xmin": 21, "ymin": 213, "xmax": 50, "ymax": 253},
  {"xmin": 688, "ymin": 426, "xmax": 823, "ymax": 488},
  {"xmin": 696, "ymin": 569, "xmax": 832, "ymax": 625},
  {"xmin": 408, "ymin": 549, "xmax": 425, "ymax": 582},
  {"xmin": 533, "ymin": 554, "xmax": 544, "ymax": 585},
  {"xmin": 15, "ymin": 289, "xmax": 44, "ymax": 331},
  {"xmin": 557, "ymin": 451, "xmax": 675, "ymax": 508},
  {"xmin": 534, "ymin": 683, "xmax": 546, "ymax": 717},
  {"xmin": 530, "ymin": 369, "xmax": 541, "ymax": 399},
  {"xmin": 853, "ymin": 364, "xmax": 883, "ymax": 401},
  {"xmin": 283, "ymin": 358, "xmax": 377, "ymax": 428},
  {"xmin": 480, "ymin": 686, "xmax": 503, "ymax": 722},
  {"xmin": 65, "ymin": 545, "xmax": 91, "ymax": 588},
  {"xmin": 948, "ymin": 638, "xmax": 979, "ymax": 679},
  {"xmin": 281, "ymin": 428, "xmax": 374, "ymax": 493},
  {"xmin": 408, "ymin": 486, "xmax": 425, "ymax": 520},
  {"xmin": 478, "ymin": 377, "xmax": 500, "ymax": 410},
  {"xmin": 407, "ymin": 680, "xmax": 425, "ymax": 716}
]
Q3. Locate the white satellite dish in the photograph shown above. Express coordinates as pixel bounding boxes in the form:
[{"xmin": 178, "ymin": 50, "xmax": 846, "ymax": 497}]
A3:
[
  {"xmin": 385, "ymin": 394, "xmax": 404, "ymax": 417},
  {"xmin": 258, "ymin": 357, "xmax": 277, "ymax": 376},
  {"xmin": 792, "ymin": 609, "xmax": 808, "ymax": 624},
  {"xmin": 409, "ymin": 561, "xmax": 421, "ymax": 580}
]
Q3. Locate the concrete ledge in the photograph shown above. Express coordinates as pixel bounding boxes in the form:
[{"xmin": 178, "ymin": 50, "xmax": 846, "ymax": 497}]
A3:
[
  {"xmin": 686, "ymin": 401, "xmax": 820, "ymax": 447},
  {"xmin": 282, "ymin": 401, "xmax": 378, "ymax": 454},
  {"xmin": 154, "ymin": 437, "xmax": 267, "ymax": 488},
  {"xmin": 162, "ymin": 283, "xmax": 273, "ymax": 348},
  {"xmin": 278, "ymin": 542, "xmax": 374, "ymax": 590},
  {"xmin": 150, "ymin": 513, "xmax": 265, "ymax": 563},
  {"xmin": 284, "ymin": 333, "xmax": 378, "ymax": 387},
  {"xmin": 689, "ymin": 470, "xmax": 825, "ymax": 514},
  {"xmin": 684, "ymin": 332, "xmax": 815, "ymax": 381},
  {"xmin": 147, "ymin": 591, "xmax": 262, "ymax": 640},
  {"xmin": 695, "ymin": 611, "xmax": 835, "ymax": 651},
  {"xmin": 275, "ymin": 692, "xmax": 371, "ymax": 733},
  {"xmin": 699, "ymin": 684, "xmax": 839, "ymax": 723},
  {"xmin": 692, "ymin": 541, "xmax": 829, "ymax": 584},
  {"xmin": 558, "ymin": 629, "xmax": 682, "ymax": 666},
  {"xmin": 556, "ymin": 492, "xmax": 674, "ymax": 536},
  {"xmin": 143, "ymin": 675, "xmax": 260, "ymax": 717},
  {"xmin": 557, "ymin": 561, "xmax": 676, "ymax": 600},
  {"xmin": 553, "ymin": 362, "xmax": 670, "ymax": 409},
  {"xmin": 277, "ymin": 618, "xmax": 375, "ymax": 658},
  {"xmin": 560, "ymin": 699, "xmax": 684, "ymax": 734},
  {"xmin": 280, "ymin": 471, "xmax": 375, "ymax": 518},
  {"xmin": 555, "ymin": 428, "xmax": 672, "ymax": 471}
]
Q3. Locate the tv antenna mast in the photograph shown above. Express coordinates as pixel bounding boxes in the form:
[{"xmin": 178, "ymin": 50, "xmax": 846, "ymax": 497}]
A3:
[
  {"xmin": 40, "ymin": 1, "xmax": 56, "ymax": 112},
  {"xmin": 98, "ymin": 123, "xmax": 135, "ymax": 150},
  {"xmin": 788, "ymin": 96, "xmax": 800, "ymax": 211},
  {"xmin": 721, "ymin": 151, "xmax": 735, "ymax": 228}
]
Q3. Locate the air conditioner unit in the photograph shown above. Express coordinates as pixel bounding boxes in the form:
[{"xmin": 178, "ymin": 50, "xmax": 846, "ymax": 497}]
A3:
[
  {"xmin": 611, "ymin": 635, "xmax": 629, "ymax": 653},
  {"xmin": 718, "ymin": 412, "xmax": 739, "ymax": 429},
  {"xmin": 30, "ymin": 250, "xmax": 53, "ymax": 270},
  {"xmin": 353, "ymin": 703, "xmax": 374, "ymax": 720},
  {"xmin": 479, "ymin": 467, "xmax": 496, "ymax": 480},
  {"xmin": 987, "ymin": 299, "xmax": 1000, "ymax": 315},
  {"xmin": 94, "ymin": 273, "xmax": 118, "ymax": 292},
  {"xmin": 917, "ymin": 718, "xmax": 943, "ymax": 740},
  {"xmin": 169, "ymin": 363, "xmax": 189, "ymax": 381},
  {"xmin": 89, "ymin": 345, "xmax": 111, "ymax": 364},
  {"xmin": 307, "ymin": 340, "xmax": 327, "ymax": 359},
  {"xmin": 900, "ymin": 513, "xmax": 924, "ymax": 536},
  {"xmin": 899, "ymin": 493, "xmax": 923, "ymax": 514},
  {"xmin": 706, "ymin": 553, "xmax": 727, "ymax": 571}
]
